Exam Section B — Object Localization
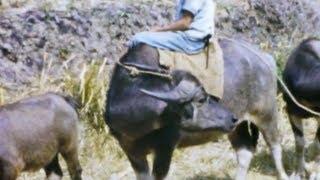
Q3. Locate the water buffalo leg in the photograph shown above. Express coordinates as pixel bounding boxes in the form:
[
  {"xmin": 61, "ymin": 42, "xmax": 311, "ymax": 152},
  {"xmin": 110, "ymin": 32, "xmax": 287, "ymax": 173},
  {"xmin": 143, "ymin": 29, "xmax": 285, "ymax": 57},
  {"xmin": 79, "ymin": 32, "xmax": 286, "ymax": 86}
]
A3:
[
  {"xmin": 152, "ymin": 145, "xmax": 174, "ymax": 180},
  {"xmin": 61, "ymin": 148, "xmax": 82, "ymax": 180},
  {"xmin": 0, "ymin": 160, "xmax": 18, "ymax": 180},
  {"xmin": 288, "ymin": 114, "xmax": 307, "ymax": 178},
  {"xmin": 127, "ymin": 153, "xmax": 152, "ymax": 180},
  {"xmin": 44, "ymin": 154, "xmax": 63, "ymax": 179},
  {"xmin": 228, "ymin": 121, "xmax": 259, "ymax": 180},
  {"xmin": 152, "ymin": 127, "xmax": 179, "ymax": 180},
  {"xmin": 258, "ymin": 111, "xmax": 288, "ymax": 180},
  {"xmin": 310, "ymin": 123, "xmax": 320, "ymax": 180},
  {"xmin": 315, "ymin": 124, "xmax": 320, "ymax": 164},
  {"xmin": 117, "ymin": 137, "xmax": 152, "ymax": 180}
]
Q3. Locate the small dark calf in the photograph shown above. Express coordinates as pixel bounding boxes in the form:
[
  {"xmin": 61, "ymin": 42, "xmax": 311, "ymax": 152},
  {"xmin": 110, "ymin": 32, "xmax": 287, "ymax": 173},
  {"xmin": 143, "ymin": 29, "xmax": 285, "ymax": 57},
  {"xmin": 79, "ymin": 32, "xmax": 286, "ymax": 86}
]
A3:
[
  {"xmin": 283, "ymin": 38, "xmax": 320, "ymax": 179},
  {"xmin": 0, "ymin": 93, "xmax": 82, "ymax": 180}
]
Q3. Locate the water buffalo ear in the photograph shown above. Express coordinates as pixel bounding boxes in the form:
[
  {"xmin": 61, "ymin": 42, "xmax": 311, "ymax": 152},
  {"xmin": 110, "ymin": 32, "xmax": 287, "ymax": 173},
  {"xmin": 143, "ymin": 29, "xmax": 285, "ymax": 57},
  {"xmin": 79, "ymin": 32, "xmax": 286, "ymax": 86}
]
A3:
[{"xmin": 140, "ymin": 80, "xmax": 201, "ymax": 104}]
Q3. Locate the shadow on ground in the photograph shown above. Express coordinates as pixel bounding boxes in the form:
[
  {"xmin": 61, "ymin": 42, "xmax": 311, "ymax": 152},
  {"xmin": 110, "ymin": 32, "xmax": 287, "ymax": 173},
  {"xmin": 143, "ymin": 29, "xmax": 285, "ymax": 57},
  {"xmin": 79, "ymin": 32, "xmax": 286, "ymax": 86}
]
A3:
[
  {"xmin": 250, "ymin": 147, "xmax": 296, "ymax": 175},
  {"xmin": 184, "ymin": 147, "xmax": 296, "ymax": 180},
  {"xmin": 250, "ymin": 142, "xmax": 318, "ymax": 176}
]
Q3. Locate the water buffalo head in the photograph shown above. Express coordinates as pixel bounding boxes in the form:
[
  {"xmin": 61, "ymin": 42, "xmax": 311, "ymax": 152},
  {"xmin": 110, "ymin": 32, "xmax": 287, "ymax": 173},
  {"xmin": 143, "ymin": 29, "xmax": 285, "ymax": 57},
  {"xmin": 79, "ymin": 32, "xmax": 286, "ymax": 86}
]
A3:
[{"xmin": 140, "ymin": 76, "xmax": 237, "ymax": 132}]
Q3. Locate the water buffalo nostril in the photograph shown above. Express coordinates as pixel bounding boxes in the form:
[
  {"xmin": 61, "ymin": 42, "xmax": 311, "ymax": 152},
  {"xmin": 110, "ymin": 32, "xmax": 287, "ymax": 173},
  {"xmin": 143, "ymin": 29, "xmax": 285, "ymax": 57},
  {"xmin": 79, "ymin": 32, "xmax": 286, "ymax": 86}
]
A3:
[{"xmin": 232, "ymin": 118, "xmax": 238, "ymax": 123}]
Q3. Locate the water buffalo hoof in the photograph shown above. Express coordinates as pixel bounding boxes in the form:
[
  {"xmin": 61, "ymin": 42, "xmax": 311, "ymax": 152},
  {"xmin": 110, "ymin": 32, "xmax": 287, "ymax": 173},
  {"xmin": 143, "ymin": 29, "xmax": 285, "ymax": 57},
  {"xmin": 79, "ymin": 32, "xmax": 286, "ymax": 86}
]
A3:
[
  {"xmin": 289, "ymin": 173, "xmax": 302, "ymax": 180},
  {"xmin": 307, "ymin": 162, "xmax": 320, "ymax": 180},
  {"xmin": 309, "ymin": 172, "xmax": 320, "ymax": 180}
]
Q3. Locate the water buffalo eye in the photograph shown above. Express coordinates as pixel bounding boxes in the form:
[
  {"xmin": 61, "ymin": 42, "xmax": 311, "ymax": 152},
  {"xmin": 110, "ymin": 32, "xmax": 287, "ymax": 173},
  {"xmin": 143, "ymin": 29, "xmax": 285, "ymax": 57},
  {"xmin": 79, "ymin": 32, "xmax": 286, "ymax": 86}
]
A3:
[{"xmin": 198, "ymin": 97, "xmax": 206, "ymax": 103}]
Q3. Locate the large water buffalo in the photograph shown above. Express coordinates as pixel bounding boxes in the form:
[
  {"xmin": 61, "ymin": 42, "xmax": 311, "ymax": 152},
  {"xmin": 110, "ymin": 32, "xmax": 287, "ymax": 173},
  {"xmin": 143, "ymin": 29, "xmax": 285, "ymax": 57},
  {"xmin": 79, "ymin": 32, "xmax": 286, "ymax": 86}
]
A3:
[
  {"xmin": 0, "ymin": 93, "xmax": 82, "ymax": 180},
  {"xmin": 283, "ymin": 38, "xmax": 320, "ymax": 179},
  {"xmin": 106, "ymin": 38, "xmax": 288, "ymax": 180}
]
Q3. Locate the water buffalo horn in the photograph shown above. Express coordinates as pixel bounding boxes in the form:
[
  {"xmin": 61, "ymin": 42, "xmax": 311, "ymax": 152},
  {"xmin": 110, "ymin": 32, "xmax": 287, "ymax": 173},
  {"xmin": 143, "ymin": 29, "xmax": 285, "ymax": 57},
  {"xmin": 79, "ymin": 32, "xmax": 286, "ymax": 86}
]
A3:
[{"xmin": 140, "ymin": 80, "xmax": 200, "ymax": 103}]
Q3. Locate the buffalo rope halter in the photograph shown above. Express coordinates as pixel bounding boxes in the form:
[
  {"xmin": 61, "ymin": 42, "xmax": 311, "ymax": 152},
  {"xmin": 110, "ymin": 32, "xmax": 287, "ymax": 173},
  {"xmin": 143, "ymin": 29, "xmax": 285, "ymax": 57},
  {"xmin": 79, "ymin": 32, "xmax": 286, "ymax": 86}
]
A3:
[{"xmin": 116, "ymin": 61, "xmax": 173, "ymax": 80}]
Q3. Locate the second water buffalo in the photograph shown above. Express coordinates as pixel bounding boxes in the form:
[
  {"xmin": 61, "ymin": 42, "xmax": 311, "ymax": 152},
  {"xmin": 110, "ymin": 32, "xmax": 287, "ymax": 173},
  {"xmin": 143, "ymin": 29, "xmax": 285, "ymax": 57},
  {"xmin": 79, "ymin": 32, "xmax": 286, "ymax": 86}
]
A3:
[
  {"xmin": 283, "ymin": 38, "xmax": 320, "ymax": 179},
  {"xmin": 0, "ymin": 93, "xmax": 82, "ymax": 180}
]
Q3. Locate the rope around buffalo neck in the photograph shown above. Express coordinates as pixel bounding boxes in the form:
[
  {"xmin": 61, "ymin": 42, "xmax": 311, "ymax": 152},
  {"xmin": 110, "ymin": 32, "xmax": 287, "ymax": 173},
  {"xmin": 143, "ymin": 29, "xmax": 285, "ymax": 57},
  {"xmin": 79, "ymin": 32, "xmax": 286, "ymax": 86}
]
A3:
[
  {"xmin": 116, "ymin": 61, "xmax": 173, "ymax": 80},
  {"xmin": 221, "ymin": 37, "xmax": 320, "ymax": 116}
]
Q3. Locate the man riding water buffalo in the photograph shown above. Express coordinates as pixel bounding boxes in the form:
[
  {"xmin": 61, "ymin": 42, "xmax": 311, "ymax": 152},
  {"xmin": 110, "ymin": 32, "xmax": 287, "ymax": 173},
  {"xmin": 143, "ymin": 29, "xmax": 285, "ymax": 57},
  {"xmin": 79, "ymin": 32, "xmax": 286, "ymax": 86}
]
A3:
[
  {"xmin": 106, "ymin": 0, "xmax": 289, "ymax": 179},
  {"xmin": 129, "ymin": 0, "xmax": 215, "ymax": 54}
]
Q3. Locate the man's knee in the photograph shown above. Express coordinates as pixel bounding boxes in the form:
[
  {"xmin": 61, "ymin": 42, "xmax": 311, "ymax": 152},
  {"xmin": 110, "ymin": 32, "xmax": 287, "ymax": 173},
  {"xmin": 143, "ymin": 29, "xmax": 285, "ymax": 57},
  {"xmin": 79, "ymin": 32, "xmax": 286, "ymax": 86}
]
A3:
[{"xmin": 129, "ymin": 32, "xmax": 150, "ymax": 47}]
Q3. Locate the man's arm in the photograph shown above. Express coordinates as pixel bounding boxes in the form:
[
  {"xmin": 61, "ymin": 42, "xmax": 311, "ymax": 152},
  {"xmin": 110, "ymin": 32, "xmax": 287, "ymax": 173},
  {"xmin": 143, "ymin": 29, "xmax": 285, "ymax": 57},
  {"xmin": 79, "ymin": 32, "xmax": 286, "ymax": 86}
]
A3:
[{"xmin": 151, "ymin": 11, "xmax": 194, "ymax": 32}]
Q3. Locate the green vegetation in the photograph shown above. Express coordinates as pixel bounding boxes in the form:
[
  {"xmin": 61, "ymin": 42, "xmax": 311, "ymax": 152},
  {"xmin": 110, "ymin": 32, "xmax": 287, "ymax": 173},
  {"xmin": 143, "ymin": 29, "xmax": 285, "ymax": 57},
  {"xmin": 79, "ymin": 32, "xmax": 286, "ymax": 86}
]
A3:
[{"xmin": 63, "ymin": 59, "xmax": 109, "ymax": 132}]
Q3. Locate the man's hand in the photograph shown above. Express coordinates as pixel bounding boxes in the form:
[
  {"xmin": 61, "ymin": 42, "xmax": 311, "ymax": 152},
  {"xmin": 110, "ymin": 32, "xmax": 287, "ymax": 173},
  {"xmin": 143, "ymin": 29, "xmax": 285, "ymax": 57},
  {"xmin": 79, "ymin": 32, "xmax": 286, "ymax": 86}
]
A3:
[
  {"xmin": 150, "ymin": 10, "xmax": 194, "ymax": 32},
  {"xmin": 150, "ymin": 26, "xmax": 163, "ymax": 32}
]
